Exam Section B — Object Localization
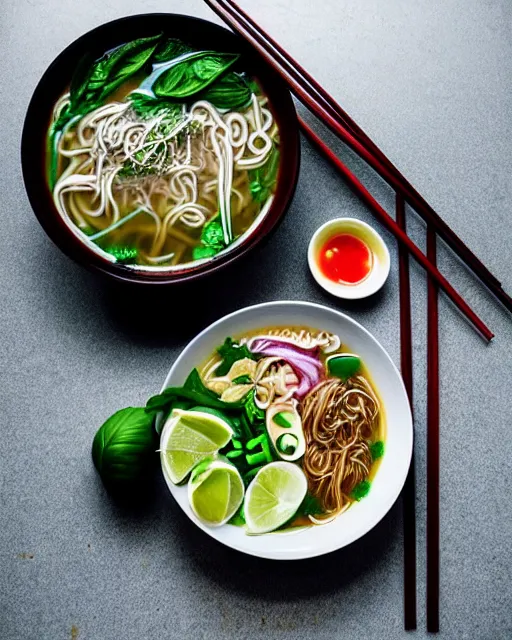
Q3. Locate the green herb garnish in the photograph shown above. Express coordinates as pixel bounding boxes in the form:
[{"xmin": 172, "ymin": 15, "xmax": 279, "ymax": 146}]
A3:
[
  {"xmin": 370, "ymin": 440, "xmax": 384, "ymax": 461},
  {"xmin": 350, "ymin": 480, "xmax": 371, "ymax": 501},
  {"xmin": 216, "ymin": 337, "xmax": 256, "ymax": 376}
]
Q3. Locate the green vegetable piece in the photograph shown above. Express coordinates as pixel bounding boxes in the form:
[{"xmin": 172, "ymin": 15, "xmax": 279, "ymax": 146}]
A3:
[
  {"xmin": 71, "ymin": 34, "xmax": 162, "ymax": 111},
  {"xmin": 200, "ymin": 72, "xmax": 252, "ymax": 110},
  {"xmin": 92, "ymin": 407, "xmax": 156, "ymax": 487},
  {"xmin": 248, "ymin": 145, "xmax": 280, "ymax": 203},
  {"xmin": 327, "ymin": 354, "xmax": 361, "ymax": 381},
  {"xmin": 260, "ymin": 437, "xmax": 274, "ymax": 463},
  {"xmin": 146, "ymin": 376, "xmax": 246, "ymax": 431},
  {"xmin": 246, "ymin": 434, "xmax": 266, "ymax": 451},
  {"xmin": 297, "ymin": 493, "xmax": 324, "ymax": 517},
  {"xmin": 232, "ymin": 375, "xmax": 252, "ymax": 385},
  {"xmin": 153, "ymin": 38, "xmax": 193, "ymax": 63},
  {"xmin": 103, "ymin": 245, "xmax": 138, "ymax": 264},
  {"xmin": 276, "ymin": 433, "xmax": 299, "ymax": 456},
  {"xmin": 350, "ymin": 480, "xmax": 371, "ymax": 501},
  {"xmin": 183, "ymin": 369, "xmax": 219, "ymax": 399},
  {"xmin": 246, "ymin": 451, "xmax": 267, "ymax": 466},
  {"xmin": 192, "ymin": 245, "xmax": 218, "ymax": 260},
  {"xmin": 226, "ymin": 449, "xmax": 244, "ymax": 459},
  {"xmin": 244, "ymin": 391, "xmax": 265, "ymax": 425},
  {"xmin": 242, "ymin": 465, "xmax": 265, "ymax": 485},
  {"xmin": 216, "ymin": 337, "xmax": 256, "ymax": 377},
  {"xmin": 370, "ymin": 440, "xmax": 385, "ymax": 461},
  {"xmin": 238, "ymin": 412, "xmax": 254, "ymax": 440},
  {"xmin": 228, "ymin": 503, "xmax": 246, "ymax": 526},
  {"xmin": 232, "ymin": 439, "xmax": 243, "ymax": 449},
  {"xmin": 153, "ymin": 52, "xmax": 240, "ymax": 99},
  {"xmin": 201, "ymin": 219, "xmax": 225, "ymax": 249},
  {"xmin": 273, "ymin": 411, "xmax": 294, "ymax": 429}
]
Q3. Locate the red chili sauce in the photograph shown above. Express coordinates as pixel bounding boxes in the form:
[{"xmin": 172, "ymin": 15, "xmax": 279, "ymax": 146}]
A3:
[{"xmin": 318, "ymin": 233, "xmax": 373, "ymax": 284}]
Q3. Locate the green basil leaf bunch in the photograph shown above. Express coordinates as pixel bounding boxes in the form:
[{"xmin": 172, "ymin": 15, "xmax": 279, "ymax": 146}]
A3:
[
  {"xmin": 92, "ymin": 407, "xmax": 157, "ymax": 486},
  {"xmin": 153, "ymin": 52, "xmax": 240, "ymax": 99}
]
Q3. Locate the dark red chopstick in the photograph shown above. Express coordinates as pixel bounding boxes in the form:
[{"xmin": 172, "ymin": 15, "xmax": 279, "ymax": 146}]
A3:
[
  {"xmin": 397, "ymin": 195, "xmax": 417, "ymax": 630},
  {"xmin": 299, "ymin": 118, "xmax": 494, "ymax": 342},
  {"xmin": 427, "ymin": 226, "xmax": 440, "ymax": 632},
  {"xmin": 204, "ymin": 0, "xmax": 512, "ymax": 313}
]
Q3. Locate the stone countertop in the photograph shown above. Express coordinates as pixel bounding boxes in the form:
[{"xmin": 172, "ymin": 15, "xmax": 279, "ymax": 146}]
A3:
[{"xmin": 1, "ymin": 1, "xmax": 511, "ymax": 639}]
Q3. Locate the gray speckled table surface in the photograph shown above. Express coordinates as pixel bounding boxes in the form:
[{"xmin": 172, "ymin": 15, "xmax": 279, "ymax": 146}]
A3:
[{"xmin": 1, "ymin": 1, "xmax": 511, "ymax": 639}]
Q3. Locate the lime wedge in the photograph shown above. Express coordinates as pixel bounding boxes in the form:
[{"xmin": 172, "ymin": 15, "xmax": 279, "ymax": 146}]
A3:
[
  {"xmin": 188, "ymin": 459, "xmax": 244, "ymax": 526},
  {"xmin": 160, "ymin": 409, "xmax": 233, "ymax": 484},
  {"xmin": 244, "ymin": 462, "xmax": 308, "ymax": 534}
]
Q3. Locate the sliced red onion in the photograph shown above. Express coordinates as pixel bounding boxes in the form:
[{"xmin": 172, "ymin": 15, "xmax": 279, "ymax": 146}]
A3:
[{"xmin": 249, "ymin": 338, "xmax": 323, "ymax": 397}]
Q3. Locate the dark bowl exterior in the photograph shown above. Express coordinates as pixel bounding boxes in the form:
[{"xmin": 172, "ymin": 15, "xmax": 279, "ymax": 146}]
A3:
[{"xmin": 21, "ymin": 13, "xmax": 300, "ymax": 285}]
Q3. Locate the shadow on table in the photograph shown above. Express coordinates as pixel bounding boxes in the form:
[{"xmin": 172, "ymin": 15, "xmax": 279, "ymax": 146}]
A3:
[{"xmin": 166, "ymin": 494, "xmax": 402, "ymax": 601}]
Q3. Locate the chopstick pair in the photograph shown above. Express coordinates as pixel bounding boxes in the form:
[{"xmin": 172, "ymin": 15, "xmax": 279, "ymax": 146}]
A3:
[
  {"xmin": 202, "ymin": 0, "xmax": 501, "ymax": 630},
  {"xmin": 397, "ymin": 198, "xmax": 440, "ymax": 633},
  {"xmin": 203, "ymin": 0, "xmax": 496, "ymax": 345}
]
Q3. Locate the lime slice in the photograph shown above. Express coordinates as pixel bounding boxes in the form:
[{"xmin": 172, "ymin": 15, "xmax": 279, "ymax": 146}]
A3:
[
  {"xmin": 160, "ymin": 409, "xmax": 233, "ymax": 484},
  {"xmin": 188, "ymin": 459, "xmax": 244, "ymax": 526},
  {"xmin": 244, "ymin": 461, "xmax": 308, "ymax": 534}
]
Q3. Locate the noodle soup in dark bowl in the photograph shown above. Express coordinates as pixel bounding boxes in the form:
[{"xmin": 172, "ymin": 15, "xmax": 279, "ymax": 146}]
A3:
[{"xmin": 21, "ymin": 14, "xmax": 300, "ymax": 285}]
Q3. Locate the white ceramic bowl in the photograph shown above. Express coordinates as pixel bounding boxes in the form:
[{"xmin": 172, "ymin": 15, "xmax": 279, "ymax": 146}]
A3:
[
  {"xmin": 159, "ymin": 301, "xmax": 412, "ymax": 560},
  {"xmin": 308, "ymin": 218, "xmax": 391, "ymax": 299}
]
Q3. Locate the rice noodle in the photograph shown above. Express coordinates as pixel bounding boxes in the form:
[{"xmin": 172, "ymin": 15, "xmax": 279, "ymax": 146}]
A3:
[
  {"xmin": 300, "ymin": 376, "xmax": 380, "ymax": 515},
  {"xmin": 52, "ymin": 91, "xmax": 276, "ymax": 265}
]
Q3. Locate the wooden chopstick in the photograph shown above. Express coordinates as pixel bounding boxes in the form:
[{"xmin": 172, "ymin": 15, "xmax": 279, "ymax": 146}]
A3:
[
  {"xmin": 203, "ymin": 0, "xmax": 512, "ymax": 313},
  {"xmin": 427, "ymin": 226, "xmax": 440, "ymax": 632},
  {"xmin": 397, "ymin": 195, "xmax": 417, "ymax": 630},
  {"xmin": 299, "ymin": 119, "xmax": 494, "ymax": 342}
]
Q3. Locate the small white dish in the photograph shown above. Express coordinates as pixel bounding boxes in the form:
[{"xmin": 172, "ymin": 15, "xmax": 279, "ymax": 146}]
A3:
[
  {"xmin": 308, "ymin": 218, "xmax": 390, "ymax": 299},
  {"xmin": 158, "ymin": 301, "xmax": 412, "ymax": 560}
]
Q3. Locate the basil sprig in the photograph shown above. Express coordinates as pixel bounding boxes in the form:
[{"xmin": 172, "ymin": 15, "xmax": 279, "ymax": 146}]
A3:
[{"xmin": 153, "ymin": 52, "xmax": 240, "ymax": 99}]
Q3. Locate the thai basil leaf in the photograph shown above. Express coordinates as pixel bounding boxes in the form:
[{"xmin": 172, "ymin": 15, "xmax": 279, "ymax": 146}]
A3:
[
  {"xmin": 71, "ymin": 34, "xmax": 162, "ymax": 109},
  {"xmin": 154, "ymin": 52, "xmax": 240, "ymax": 99},
  {"xmin": 216, "ymin": 337, "xmax": 256, "ymax": 377},
  {"xmin": 153, "ymin": 38, "xmax": 193, "ymax": 63},
  {"xmin": 183, "ymin": 368, "xmax": 219, "ymax": 399},
  {"xmin": 147, "ymin": 388, "xmax": 245, "ymax": 432},
  {"xmin": 92, "ymin": 407, "xmax": 156, "ymax": 486},
  {"xmin": 200, "ymin": 72, "xmax": 252, "ymax": 110},
  {"xmin": 69, "ymin": 53, "xmax": 96, "ymax": 110}
]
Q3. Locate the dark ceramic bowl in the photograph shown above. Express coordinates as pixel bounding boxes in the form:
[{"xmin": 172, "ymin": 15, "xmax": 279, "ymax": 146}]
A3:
[{"xmin": 21, "ymin": 14, "xmax": 300, "ymax": 285}]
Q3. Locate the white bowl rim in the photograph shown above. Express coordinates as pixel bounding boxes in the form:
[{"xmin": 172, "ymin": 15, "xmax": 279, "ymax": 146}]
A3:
[
  {"xmin": 308, "ymin": 218, "xmax": 391, "ymax": 300},
  {"xmin": 159, "ymin": 300, "xmax": 413, "ymax": 560}
]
